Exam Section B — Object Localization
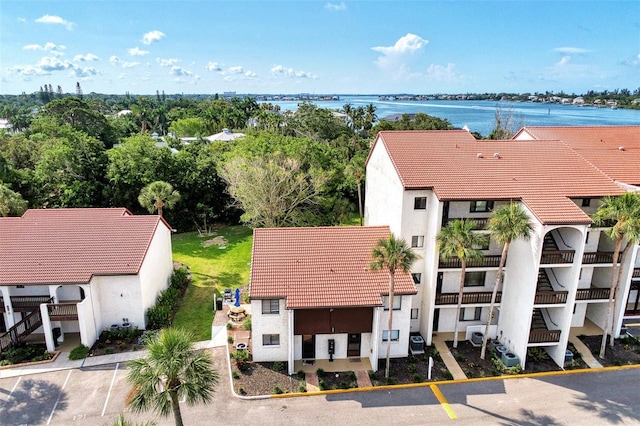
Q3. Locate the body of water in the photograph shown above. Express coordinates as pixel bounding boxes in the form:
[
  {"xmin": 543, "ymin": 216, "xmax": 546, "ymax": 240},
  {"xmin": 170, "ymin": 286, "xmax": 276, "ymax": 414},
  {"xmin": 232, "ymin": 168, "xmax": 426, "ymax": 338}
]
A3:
[{"xmin": 265, "ymin": 95, "xmax": 640, "ymax": 137}]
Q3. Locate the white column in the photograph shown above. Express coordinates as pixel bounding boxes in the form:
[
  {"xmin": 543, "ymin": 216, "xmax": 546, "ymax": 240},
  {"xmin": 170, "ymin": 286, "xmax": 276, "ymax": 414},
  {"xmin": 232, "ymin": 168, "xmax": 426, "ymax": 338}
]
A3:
[
  {"xmin": 287, "ymin": 309, "xmax": 294, "ymax": 375},
  {"xmin": 370, "ymin": 307, "xmax": 381, "ymax": 372},
  {"xmin": 48, "ymin": 285, "xmax": 64, "ymax": 342},
  {"xmin": 40, "ymin": 304, "xmax": 55, "ymax": 352},
  {"xmin": 0, "ymin": 287, "xmax": 15, "ymax": 329}
]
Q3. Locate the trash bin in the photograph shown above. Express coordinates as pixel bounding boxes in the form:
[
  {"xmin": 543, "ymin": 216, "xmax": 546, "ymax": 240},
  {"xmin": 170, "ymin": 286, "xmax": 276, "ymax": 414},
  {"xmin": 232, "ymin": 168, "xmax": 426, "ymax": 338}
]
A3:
[
  {"xmin": 215, "ymin": 298, "xmax": 223, "ymax": 311},
  {"xmin": 564, "ymin": 350, "xmax": 574, "ymax": 363},
  {"xmin": 52, "ymin": 327, "xmax": 61, "ymax": 347}
]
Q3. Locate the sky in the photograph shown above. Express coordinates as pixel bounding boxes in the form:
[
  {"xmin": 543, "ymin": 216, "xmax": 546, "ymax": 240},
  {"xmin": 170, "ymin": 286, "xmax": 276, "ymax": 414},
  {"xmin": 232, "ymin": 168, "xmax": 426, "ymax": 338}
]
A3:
[{"xmin": 1, "ymin": 1, "xmax": 639, "ymax": 96}]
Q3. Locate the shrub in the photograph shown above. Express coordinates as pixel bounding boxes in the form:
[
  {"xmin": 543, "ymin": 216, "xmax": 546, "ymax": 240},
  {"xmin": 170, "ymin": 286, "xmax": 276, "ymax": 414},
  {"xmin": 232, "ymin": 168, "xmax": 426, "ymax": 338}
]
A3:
[
  {"xmin": 243, "ymin": 317, "xmax": 252, "ymax": 331},
  {"xmin": 338, "ymin": 381, "xmax": 350, "ymax": 389},
  {"xmin": 297, "ymin": 370, "xmax": 306, "ymax": 380},
  {"xmin": 232, "ymin": 371, "xmax": 240, "ymax": 379},
  {"xmin": 455, "ymin": 354, "xmax": 466, "ymax": 362},
  {"xmin": 273, "ymin": 386, "xmax": 283, "ymax": 394},
  {"xmin": 465, "ymin": 370, "xmax": 474, "ymax": 378},
  {"xmin": 238, "ymin": 387, "xmax": 246, "ymax": 395},
  {"xmin": 347, "ymin": 371, "xmax": 356, "ymax": 382},
  {"xmin": 385, "ymin": 377, "xmax": 395, "ymax": 385},
  {"xmin": 272, "ymin": 361, "xmax": 284, "ymax": 372},
  {"xmin": 228, "ymin": 336, "xmax": 234, "ymax": 344},
  {"xmin": 298, "ymin": 383, "xmax": 307, "ymax": 393},
  {"xmin": 231, "ymin": 349, "xmax": 250, "ymax": 370},
  {"xmin": 444, "ymin": 371, "xmax": 453, "ymax": 380},
  {"xmin": 226, "ymin": 322, "xmax": 233, "ymax": 330},
  {"xmin": 69, "ymin": 344, "xmax": 89, "ymax": 360},
  {"xmin": 318, "ymin": 380, "xmax": 327, "ymax": 390},
  {"xmin": 105, "ymin": 347, "xmax": 113, "ymax": 355},
  {"xmin": 413, "ymin": 374, "xmax": 423, "ymax": 383},
  {"xmin": 170, "ymin": 267, "xmax": 190, "ymax": 290},
  {"xmin": 408, "ymin": 363, "xmax": 417, "ymax": 373},
  {"xmin": 316, "ymin": 368, "xmax": 325, "ymax": 377},
  {"xmin": 368, "ymin": 370, "xmax": 376, "ymax": 380}
]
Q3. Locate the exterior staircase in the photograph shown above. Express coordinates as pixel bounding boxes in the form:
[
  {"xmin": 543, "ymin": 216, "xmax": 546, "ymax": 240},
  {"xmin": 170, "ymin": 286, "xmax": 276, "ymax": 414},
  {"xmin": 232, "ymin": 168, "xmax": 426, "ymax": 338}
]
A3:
[
  {"xmin": 543, "ymin": 234, "xmax": 559, "ymax": 251},
  {"xmin": 537, "ymin": 269, "xmax": 554, "ymax": 292},
  {"xmin": 0, "ymin": 297, "xmax": 53, "ymax": 352}
]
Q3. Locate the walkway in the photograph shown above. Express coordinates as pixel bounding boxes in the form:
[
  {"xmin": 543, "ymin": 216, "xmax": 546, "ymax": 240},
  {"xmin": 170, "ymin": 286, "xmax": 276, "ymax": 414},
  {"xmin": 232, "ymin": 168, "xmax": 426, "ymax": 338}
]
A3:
[
  {"xmin": 569, "ymin": 331, "xmax": 603, "ymax": 369},
  {"xmin": 432, "ymin": 334, "xmax": 468, "ymax": 380}
]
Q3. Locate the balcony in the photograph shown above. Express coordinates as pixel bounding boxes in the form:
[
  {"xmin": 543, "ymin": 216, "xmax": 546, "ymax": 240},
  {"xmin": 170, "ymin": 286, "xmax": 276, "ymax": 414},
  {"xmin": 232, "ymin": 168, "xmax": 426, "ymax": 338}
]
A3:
[
  {"xmin": 582, "ymin": 252, "xmax": 619, "ymax": 265},
  {"xmin": 534, "ymin": 291, "xmax": 568, "ymax": 304},
  {"xmin": 443, "ymin": 217, "xmax": 489, "ymax": 230},
  {"xmin": 529, "ymin": 309, "xmax": 561, "ymax": 344},
  {"xmin": 633, "ymin": 268, "xmax": 640, "ymax": 279},
  {"xmin": 47, "ymin": 303, "xmax": 79, "ymax": 321},
  {"xmin": 0, "ymin": 296, "xmax": 54, "ymax": 313},
  {"xmin": 435, "ymin": 291, "xmax": 501, "ymax": 305},
  {"xmin": 439, "ymin": 255, "xmax": 502, "ymax": 269},
  {"xmin": 540, "ymin": 250, "xmax": 574, "ymax": 264},
  {"xmin": 575, "ymin": 287, "xmax": 611, "ymax": 301}
]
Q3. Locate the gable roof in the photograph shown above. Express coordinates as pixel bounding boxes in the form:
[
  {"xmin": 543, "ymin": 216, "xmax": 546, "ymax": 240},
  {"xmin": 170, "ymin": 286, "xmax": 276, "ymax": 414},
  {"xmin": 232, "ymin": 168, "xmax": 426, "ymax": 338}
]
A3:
[
  {"xmin": 0, "ymin": 208, "xmax": 172, "ymax": 285},
  {"xmin": 370, "ymin": 130, "xmax": 626, "ymax": 225},
  {"xmin": 250, "ymin": 226, "xmax": 417, "ymax": 309},
  {"xmin": 515, "ymin": 126, "xmax": 640, "ymax": 186}
]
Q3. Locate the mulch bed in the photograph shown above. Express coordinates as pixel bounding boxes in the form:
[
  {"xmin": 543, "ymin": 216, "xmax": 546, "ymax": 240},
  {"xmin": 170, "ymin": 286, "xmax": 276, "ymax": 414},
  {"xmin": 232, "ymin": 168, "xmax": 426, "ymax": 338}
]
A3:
[
  {"xmin": 231, "ymin": 361, "xmax": 304, "ymax": 396},
  {"xmin": 369, "ymin": 348, "xmax": 451, "ymax": 386},
  {"xmin": 578, "ymin": 335, "xmax": 640, "ymax": 366},
  {"xmin": 88, "ymin": 329, "xmax": 146, "ymax": 356},
  {"xmin": 448, "ymin": 340, "xmax": 588, "ymax": 378}
]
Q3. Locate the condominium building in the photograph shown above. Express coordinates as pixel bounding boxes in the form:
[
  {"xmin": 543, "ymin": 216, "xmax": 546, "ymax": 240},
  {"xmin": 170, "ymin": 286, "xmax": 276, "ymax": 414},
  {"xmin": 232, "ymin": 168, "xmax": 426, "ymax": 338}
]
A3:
[{"xmin": 365, "ymin": 128, "xmax": 640, "ymax": 368}]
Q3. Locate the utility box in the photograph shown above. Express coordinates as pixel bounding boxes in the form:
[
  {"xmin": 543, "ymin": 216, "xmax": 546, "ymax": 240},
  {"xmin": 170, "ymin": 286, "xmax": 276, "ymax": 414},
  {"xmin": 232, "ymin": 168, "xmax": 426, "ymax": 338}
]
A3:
[
  {"xmin": 501, "ymin": 352, "xmax": 520, "ymax": 367},
  {"xmin": 564, "ymin": 350, "xmax": 574, "ymax": 364}
]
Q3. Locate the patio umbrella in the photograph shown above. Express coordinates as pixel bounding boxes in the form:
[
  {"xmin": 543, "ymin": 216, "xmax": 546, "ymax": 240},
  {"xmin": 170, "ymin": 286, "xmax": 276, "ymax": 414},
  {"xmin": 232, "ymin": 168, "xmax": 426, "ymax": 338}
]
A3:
[{"xmin": 234, "ymin": 288, "xmax": 241, "ymax": 307}]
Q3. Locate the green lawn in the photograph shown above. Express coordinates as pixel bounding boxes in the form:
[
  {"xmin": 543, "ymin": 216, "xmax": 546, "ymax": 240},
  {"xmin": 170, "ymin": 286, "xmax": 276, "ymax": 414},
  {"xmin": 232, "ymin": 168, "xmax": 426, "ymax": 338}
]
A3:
[{"xmin": 171, "ymin": 225, "xmax": 253, "ymax": 340}]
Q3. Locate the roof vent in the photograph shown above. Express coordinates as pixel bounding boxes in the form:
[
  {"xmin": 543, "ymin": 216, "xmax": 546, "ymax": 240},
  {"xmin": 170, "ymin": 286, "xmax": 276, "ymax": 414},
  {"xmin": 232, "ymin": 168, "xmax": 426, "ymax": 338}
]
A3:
[
  {"xmin": 494, "ymin": 153, "xmax": 501, "ymax": 158},
  {"xmin": 477, "ymin": 153, "xmax": 483, "ymax": 158},
  {"xmin": 618, "ymin": 146, "xmax": 625, "ymax": 151}
]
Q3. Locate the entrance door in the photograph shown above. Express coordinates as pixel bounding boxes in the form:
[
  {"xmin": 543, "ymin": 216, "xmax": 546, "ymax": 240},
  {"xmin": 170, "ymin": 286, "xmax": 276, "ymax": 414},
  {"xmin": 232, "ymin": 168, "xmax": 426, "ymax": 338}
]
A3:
[
  {"xmin": 347, "ymin": 333, "xmax": 361, "ymax": 357},
  {"xmin": 302, "ymin": 335, "xmax": 315, "ymax": 359},
  {"xmin": 626, "ymin": 281, "xmax": 640, "ymax": 315}
]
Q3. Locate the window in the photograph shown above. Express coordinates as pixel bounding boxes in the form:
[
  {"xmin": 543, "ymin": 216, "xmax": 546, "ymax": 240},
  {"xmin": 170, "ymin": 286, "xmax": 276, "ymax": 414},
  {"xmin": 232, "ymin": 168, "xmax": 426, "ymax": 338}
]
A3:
[
  {"xmin": 582, "ymin": 198, "xmax": 591, "ymax": 207},
  {"xmin": 414, "ymin": 197, "xmax": 427, "ymax": 210},
  {"xmin": 459, "ymin": 307, "xmax": 482, "ymax": 321},
  {"xmin": 261, "ymin": 299, "xmax": 279, "ymax": 314},
  {"xmin": 382, "ymin": 330, "xmax": 400, "ymax": 341},
  {"xmin": 411, "ymin": 308, "xmax": 419, "ymax": 319},
  {"xmin": 470, "ymin": 200, "xmax": 494, "ymax": 213},
  {"xmin": 464, "ymin": 271, "xmax": 486, "ymax": 287},
  {"xmin": 382, "ymin": 295, "xmax": 402, "ymax": 310},
  {"xmin": 411, "ymin": 235, "xmax": 424, "ymax": 248},
  {"xmin": 262, "ymin": 334, "xmax": 280, "ymax": 346},
  {"xmin": 412, "ymin": 273, "xmax": 422, "ymax": 284}
]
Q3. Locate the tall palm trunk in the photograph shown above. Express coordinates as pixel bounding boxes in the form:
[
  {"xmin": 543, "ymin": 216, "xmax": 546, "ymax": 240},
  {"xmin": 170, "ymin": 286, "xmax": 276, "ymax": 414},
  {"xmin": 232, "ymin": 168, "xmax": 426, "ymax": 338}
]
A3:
[
  {"xmin": 600, "ymin": 237, "xmax": 623, "ymax": 358},
  {"xmin": 481, "ymin": 240, "xmax": 509, "ymax": 359},
  {"xmin": 170, "ymin": 391, "xmax": 183, "ymax": 426},
  {"xmin": 156, "ymin": 199, "xmax": 165, "ymax": 217},
  {"xmin": 386, "ymin": 272, "xmax": 395, "ymax": 378},
  {"xmin": 453, "ymin": 261, "xmax": 467, "ymax": 348}
]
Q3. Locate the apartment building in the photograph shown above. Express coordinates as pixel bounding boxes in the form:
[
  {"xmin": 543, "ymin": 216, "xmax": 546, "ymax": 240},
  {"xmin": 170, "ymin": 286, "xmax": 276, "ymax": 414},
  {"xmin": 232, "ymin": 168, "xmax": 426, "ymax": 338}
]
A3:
[{"xmin": 365, "ymin": 129, "xmax": 640, "ymax": 368}]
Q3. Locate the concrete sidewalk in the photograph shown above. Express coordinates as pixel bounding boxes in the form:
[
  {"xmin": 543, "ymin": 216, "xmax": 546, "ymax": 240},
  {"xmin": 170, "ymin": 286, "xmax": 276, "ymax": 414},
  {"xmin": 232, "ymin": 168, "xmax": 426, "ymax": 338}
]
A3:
[{"xmin": 432, "ymin": 334, "xmax": 468, "ymax": 380}]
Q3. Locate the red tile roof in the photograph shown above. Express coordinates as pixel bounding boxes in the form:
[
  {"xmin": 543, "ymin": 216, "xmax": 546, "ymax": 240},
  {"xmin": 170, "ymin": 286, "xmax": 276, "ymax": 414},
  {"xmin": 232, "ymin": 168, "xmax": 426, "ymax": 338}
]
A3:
[
  {"xmin": 370, "ymin": 130, "xmax": 626, "ymax": 225},
  {"xmin": 250, "ymin": 226, "xmax": 417, "ymax": 309},
  {"xmin": 515, "ymin": 126, "xmax": 640, "ymax": 185},
  {"xmin": 0, "ymin": 208, "xmax": 171, "ymax": 285}
]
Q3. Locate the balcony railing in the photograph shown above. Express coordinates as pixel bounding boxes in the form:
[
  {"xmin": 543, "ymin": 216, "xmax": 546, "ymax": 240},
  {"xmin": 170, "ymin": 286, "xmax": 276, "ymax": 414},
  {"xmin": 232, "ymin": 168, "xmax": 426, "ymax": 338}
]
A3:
[
  {"xmin": 534, "ymin": 291, "xmax": 568, "ymax": 305},
  {"xmin": 443, "ymin": 217, "xmax": 489, "ymax": 230},
  {"xmin": 582, "ymin": 252, "xmax": 618, "ymax": 265},
  {"xmin": 633, "ymin": 268, "xmax": 640, "ymax": 279},
  {"xmin": 528, "ymin": 329, "xmax": 561, "ymax": 343},
  {"xmin": 439, "ymin": 255, "xmax": 502, "ymax": 269},
  {"xmin": 575, "ymin": 287, "xmax": 611, "ymax": 300},
  {"xmin": 47, "ymin": 303, "xmax": 79, "ymax": 321},
  {"xmin": 435, "ymin": 291, "xmax": 501, "ymax": 305},
  {"xmin": 0, "ymin": 295, "xmax": 55, "ymax": 312},
  {"xmin": 540, "ymin": 250, "xmax": 574, "ymax": 264}
]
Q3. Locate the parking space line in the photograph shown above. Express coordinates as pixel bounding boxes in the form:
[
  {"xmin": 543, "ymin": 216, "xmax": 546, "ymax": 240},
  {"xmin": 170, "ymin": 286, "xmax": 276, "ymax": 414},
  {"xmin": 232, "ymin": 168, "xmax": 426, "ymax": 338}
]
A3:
[
  {"xmin": 47, "ymin": 370, "xmax": 72, "ymax": 425},
  {"xmin": 0, "ymin": 377, "xmax": 21, "ymax": 414},
  {"xmin": 102, "ymin": 363, "xmax": 120, "ymax": 417},
  {"xmin": 430, "ymin": 384, "xmax": 457, "ymax": 420}
]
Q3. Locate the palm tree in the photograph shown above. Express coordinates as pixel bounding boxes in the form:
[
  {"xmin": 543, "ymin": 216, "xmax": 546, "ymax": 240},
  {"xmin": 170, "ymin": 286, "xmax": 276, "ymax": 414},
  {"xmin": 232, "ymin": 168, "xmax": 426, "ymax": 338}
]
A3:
[
  {"xmin": 480, "ymin": 202, "xmax": 533, "ymax": 359},
  {"xmin": 436, "ymin": 219, "xmax": 487, "ymax": 348},
  {"xmin": 126, "ymin": 328, "xmax": 219, "ymax": 426},
  {"xmin": 592, "ymin": 192, "xmax": 640, "ymax": 358},
  {"xmin": 0, "ymin": 184, "xmax": 28, "ymax": 217},
  {"xmin": 370, "ymin": 234, "xmax": 418, "ymax": 378},
  {"xmin": 138, "ymin": 181, "xmax": 181, "ymax": 217}
]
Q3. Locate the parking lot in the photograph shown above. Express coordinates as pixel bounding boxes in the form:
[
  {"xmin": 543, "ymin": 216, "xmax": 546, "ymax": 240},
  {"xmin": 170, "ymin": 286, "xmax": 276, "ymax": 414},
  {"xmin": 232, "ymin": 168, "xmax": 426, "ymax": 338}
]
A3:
[{"xmin": 0, "ymin": 362, "xmax": 135, "ymax": 425}]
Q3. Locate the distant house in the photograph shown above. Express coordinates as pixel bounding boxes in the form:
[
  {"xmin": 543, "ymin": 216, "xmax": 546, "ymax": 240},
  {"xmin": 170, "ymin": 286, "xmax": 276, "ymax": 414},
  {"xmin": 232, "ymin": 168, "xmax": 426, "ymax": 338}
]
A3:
[
  {"xmin": 180, "ymin": 128, "xmax": 245, "ymax": 145},
  {"xmin": 0, "ymin": 208, "xmax": 173, "ymax": 351},
  {"xmin": 249, "ymin": 226, "xmax": 417, "ymax": 374}
]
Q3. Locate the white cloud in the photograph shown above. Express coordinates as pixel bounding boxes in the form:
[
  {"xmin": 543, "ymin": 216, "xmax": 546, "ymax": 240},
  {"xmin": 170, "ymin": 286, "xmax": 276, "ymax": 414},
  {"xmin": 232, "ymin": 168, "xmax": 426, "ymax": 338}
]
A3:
[
  {"xmin": 110, "ymin": 56, "xmax": 139, "ymax": 68},
  {"xmin": 553, "ymin": 47, "xmax": 590, "ymax": 54},
  {"xmin": 128, "ymin": 47, "xmax": 149, "ymax": 56},
  {"xmin": 372, "ymin": 33, "xmax": 428, "ymax": 56},
  {"xmin": 8, "ymin": 65, "xmax": 50, "ymax": 78},
  {"xmin": 109, "ymin": 56, "xmax": 121, "ymax": 66},
  {"xmin": 229, "ymin": 66, "xmax": 244, "ymax": 74},
  {"xmin": 23, "ymin": 42, "xmax": 66, "ymax": 56},
  {"xmin": 425, "ymin": 63, "xmax": 458, "ymax": 82},
  {"xmin": 142, "ymin": 30, "xmax": 165, "ymax": 45},
  {"xmin": 206, "ymin": 61, "xmax": 222, "ymax": 72},
  {"xmin": 74, "ymin": 53, "xmax": 99, "ymax": 62},
  {"xmin": 620, "ymin": 53, "xmax": 640, "ymax": 67},
  {"xmin": 118, "ymin": 73, "xmax": 127, "ymax": 80},
  {"xmin": 37, "ymin": 56, "xmax": 73, "ymax": 71},
  {"xmin": 271, "ymin": 65, "xmax": 315, "ymax": 79},
  {"xmin": 244, "ymin": 70, "xmax": 257, "ymax": 78},
  {"xmin": 556, "ymin": 55, "xmax": 571, "ymax": 66},
  {"xmin": 35, "ymin": 14, "xmax": 74, "ymax": 30},
  {"xmin": 170, "ymin": 66, "xmax": 193, "ymax": 77},
  {"xmin": 157, "ymin": 58, "xmax": 180, "ymax": 67},
  {"xmin": 325, "ymin": 2, "xmax": 346, "ymax": 11},
  {"xmin": 73, "ymin": 67, "xmax": 98, "ymax": 78},
  {"xmin": 122, "ymin": 61, "xmax": 140, "ymax": 69}
]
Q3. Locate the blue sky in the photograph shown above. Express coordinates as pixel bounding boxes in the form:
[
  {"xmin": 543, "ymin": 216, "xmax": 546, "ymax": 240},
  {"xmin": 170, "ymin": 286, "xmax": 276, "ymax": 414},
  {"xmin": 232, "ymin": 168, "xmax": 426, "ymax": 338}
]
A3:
[{"xmin": 1, "ymin": 1, "xmax": 639, "ymax": 95}]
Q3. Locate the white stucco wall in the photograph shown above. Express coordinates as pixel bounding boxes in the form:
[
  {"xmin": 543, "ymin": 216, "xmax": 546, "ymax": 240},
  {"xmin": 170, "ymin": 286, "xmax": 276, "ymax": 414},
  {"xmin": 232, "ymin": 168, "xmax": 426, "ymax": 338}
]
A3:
[
  {"xmin": 138, "ymin": 223, "xmax": 174, "ymax": 328},
  {"xmin": 90, "ymin": 274, "xmax": 142, "ymax": 332},
  {"xmin": 378, "ymin": 295, "xmax": 412, "ymax": 358},
  {"xmin": 250, "ymin": 299, "xmax": 289, "ymax": 362}
]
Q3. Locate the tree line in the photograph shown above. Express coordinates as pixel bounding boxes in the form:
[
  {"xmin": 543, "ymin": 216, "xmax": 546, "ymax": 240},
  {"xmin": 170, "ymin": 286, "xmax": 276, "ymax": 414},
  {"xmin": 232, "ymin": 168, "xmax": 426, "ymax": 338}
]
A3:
[{"xmin": 0, "ymin": 96, "xmax": 457, "ymax": 231}]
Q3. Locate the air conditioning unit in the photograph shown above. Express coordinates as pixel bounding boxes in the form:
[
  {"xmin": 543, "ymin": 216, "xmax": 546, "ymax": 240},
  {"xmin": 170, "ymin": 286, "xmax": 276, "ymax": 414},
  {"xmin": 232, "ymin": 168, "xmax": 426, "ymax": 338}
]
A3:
[
  {"xmin": 501, "ymin": 352, "xmax": 520, "ymax": 367},
  {"xmin": 409, "ymin": 335, "xmax": 425, "ymax": 355}
]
